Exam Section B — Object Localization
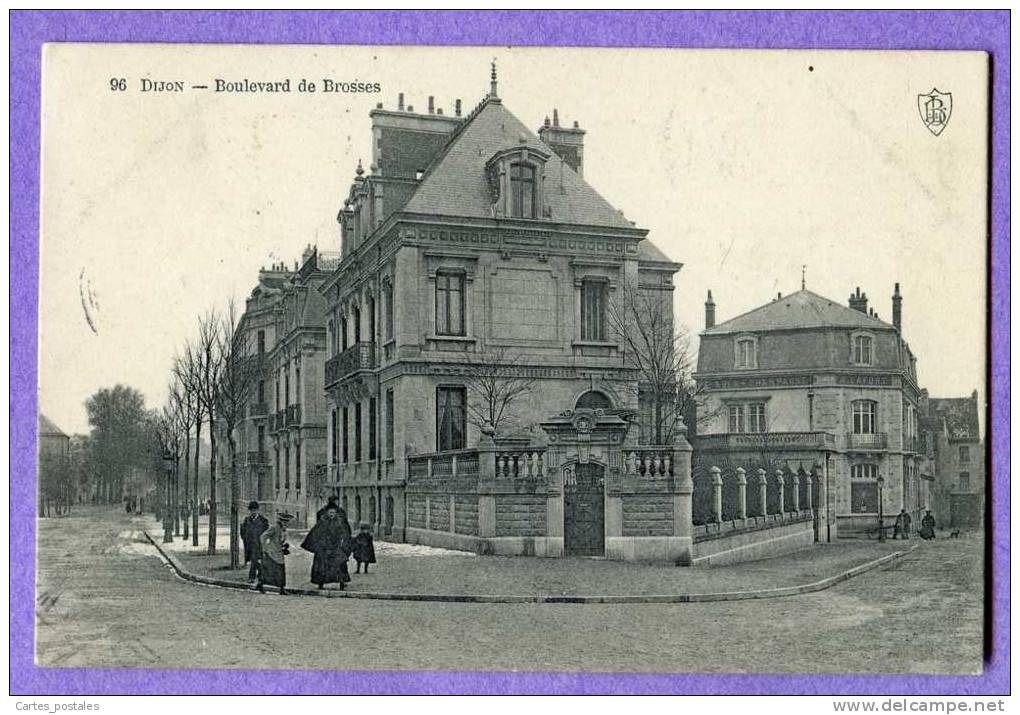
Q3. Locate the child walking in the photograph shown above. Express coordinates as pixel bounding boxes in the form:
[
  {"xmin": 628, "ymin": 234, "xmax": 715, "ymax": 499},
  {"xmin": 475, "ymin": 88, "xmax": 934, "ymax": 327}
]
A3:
[{"xmin": 352, "ymin": 522, "xmax": 376, "ymax": 574}]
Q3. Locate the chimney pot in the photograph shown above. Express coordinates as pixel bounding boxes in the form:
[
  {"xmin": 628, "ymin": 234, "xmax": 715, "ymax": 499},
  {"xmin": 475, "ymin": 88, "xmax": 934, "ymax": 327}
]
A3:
[
  {"xmin": 892, "ymin": 282, "xmax": 903, "ymax": 331},
  {"xmin": 428, "ymin": 96, "xmax": 434, "ymax": 114},
  {"xmin": 455, "ymin": 99, "xmax": 462, "ymax": 116},
  {"xmin": 553, "ymin": 109, "xmax": 559, "ymax": 127},
  {"xmin": 705, "ymin": 290, "xmax": 716, "ymax": 329},
  {"xmin": 407, "ymin": 105, "xmax": 414, "ymax": 113},
  {"xmin": 573, "ymin": 120, "xmax": 579, "ymax": 128},
  {"xmin": 398, "ymin": 92, "xmax": 404, "ymax": 111}
]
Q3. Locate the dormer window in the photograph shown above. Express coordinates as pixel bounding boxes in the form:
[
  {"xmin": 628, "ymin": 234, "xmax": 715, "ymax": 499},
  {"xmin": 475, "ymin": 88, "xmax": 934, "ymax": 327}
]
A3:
[
  {"xmin": 735, "ymin": 335, "xmax": 758, "ymax": 369},
  {"xmin": 510, "ymin": 163, "xmax": 536, "ymax": 218},
  {"xmin": 486, "ymin": 145, "xmax": 550, "ymax": 220},
  {"xmin": 851, "ymin": 332, "xmax": 874, "ymax": 366}
]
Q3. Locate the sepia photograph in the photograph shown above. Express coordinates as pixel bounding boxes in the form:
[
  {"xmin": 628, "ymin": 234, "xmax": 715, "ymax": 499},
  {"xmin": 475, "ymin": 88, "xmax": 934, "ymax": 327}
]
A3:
[{"xmin": 12, "ymin": 9, "xmax": 1008, "ymax": 700}]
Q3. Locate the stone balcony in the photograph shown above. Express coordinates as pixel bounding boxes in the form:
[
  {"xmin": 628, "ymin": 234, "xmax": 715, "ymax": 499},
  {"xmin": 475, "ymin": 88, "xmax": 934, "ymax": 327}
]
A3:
[
  {"xmin": 325, "ymin": 341, "xmax": 375, "ymax": 387},
  {"xmin": 846, "ymin": 432, "xmax": 889, "ymax": 451}
]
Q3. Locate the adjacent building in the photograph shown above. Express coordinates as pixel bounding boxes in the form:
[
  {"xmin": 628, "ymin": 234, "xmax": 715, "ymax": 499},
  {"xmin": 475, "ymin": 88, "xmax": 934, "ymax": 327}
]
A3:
[
  {"xmin": 921, "ymin": 390, "xmax": 984, "ymax": 528},
  {"xmin": 692, "ymin": 285, "xmax": 928, "ymax": 538}
]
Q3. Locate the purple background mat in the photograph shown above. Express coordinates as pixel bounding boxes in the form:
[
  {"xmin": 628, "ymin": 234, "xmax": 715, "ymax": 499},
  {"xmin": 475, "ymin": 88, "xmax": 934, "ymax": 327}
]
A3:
[{"xmin": 10, "ymin": 10, "xmax": 1009, "ymax": 695}]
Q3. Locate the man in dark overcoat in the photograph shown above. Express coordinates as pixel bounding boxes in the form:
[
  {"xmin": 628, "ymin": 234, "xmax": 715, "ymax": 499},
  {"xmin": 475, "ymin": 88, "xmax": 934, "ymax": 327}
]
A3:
[{"xmin": 240, "ymin": 501, "xmax": 270, "ymax": 582}]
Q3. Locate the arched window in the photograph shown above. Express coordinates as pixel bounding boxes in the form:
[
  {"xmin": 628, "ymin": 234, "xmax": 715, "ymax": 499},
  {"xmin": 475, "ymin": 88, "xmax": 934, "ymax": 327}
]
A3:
[
  {"xmin": 510, "ymin": 163, "xmax": 536, "ymax": 218},
  {"xmin": 575, "ymin": 391, "xmax": 612, "ymax": 410},
  {"xmin": 851, "ymin": 400, "xmax": 878, "ymax": 434}
]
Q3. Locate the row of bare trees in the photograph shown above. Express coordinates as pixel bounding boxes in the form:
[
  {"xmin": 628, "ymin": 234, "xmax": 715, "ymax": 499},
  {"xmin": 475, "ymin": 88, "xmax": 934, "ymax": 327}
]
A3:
[{"xmin": 155, "ymin": 301, "xmax": 261, "ymax": 568}]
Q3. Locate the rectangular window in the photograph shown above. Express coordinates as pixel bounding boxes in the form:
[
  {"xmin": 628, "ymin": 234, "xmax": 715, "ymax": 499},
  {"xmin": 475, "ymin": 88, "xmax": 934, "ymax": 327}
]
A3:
[
  {"xmin": 330, "ymin": 410, "xmax": 338, "ymax": 465},
  {"xmin": 275, "ymin": 379, "xmax": 280, "ymax": 411},
  {"xmin": 354, "ymin": 402, "xmax": 363, "ymax": 462},
  {"xmin": 274, "ymin": 449, "xmax": 280, "ymax": 490},
  {"xmin": 295, "ymin": 444, "xmax": 302, "ymax": 491},
  {"xmin": 284, "ymin": 445, "xmax": 290, "ymax": 489},
  {"xmin": 257, "ymin": 330, "xmax": 265, "ymax": 355},
  {"xmin": 580, "ymin": 280, "xmax": 607, "ymax": 341},
  {"xmin": 958, "ymin": 472, "xmax": 971, "ymax": 492},
  {"xmin": 295, "ymin": 365, "xmax": 301, "ymax": 406},
  {"xmin": 736, "ymin": 338, "xmax": 757, "ymax": 368},
  {"xmin": 342, "ymin": 407, "xmax": 349, "ymax": 463},
  {"xmin": 284, "ymin": 365, "xmax": 290, "ymax": 405},
  {"xmin": 437, "ymin": 386, "xmax": 467, "ymax": 451},
  {"xmin": 257, "ymin": 426, "xmax": 265, "ymax": 455},
  {"xmin": 385, "ymin": 389, "xmax": 395, "ymax": 458},
  {"xmin": 958, "ymin": 445, "xmax": 970, "ymax": 463},
  {"xmin": 853, "ymin": 335, "xmax": 873, "ymax": 365},
  {"xmin": 369, "ymin": 397, "xmax": 378, "ymax": 461},
  {"xmin": 436, "ymin": 272, "xmax": 466, "ymax": 336},
  {"xmin": 850, "ymin": 463, "xmax": 879, "ymax": 513},
  {"xmin": 384, "ymin": 282, "xmax": 394, "ymax": 340},
  {"xmin": 852, "ymin": 401, "xmax": 877, "ymax": 434},
  {"xmin": 257, "ymin": 380, "xmax": 265, "ymax": 403},
  {"xmin": 747, "ymin": 403, "xmax": 767, "ymax": 433},
  {"xmin": 340, "ymin": 315, "xmax": 348, "ymax": 351},
  {"xmin": 728, "ymin": 404, "xmax": 744, "ymax": 433},
  {"xmin": 510, "ymin": 163, "xmax": 536, "ymax": 218}
]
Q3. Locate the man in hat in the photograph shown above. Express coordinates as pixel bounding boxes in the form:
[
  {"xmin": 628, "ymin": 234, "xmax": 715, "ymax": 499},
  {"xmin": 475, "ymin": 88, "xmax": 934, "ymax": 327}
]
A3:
[
  {"xmin": 258, "ymin": 511, "xmax": 293, "ymax": 595},
  {"xmin": 919, "ymin": 510, "xmax": 937, "ymax": 540},
  {"xmin": 893, "ymin": 508, "xmax": 912, "ymax": 540},
  {"xmin": 240, "ymin": 501, "xmax": 270, "ymax": 582},
  {"xmin": 300, "ymin": 502, "xmax": 351, "ymax": 589}
]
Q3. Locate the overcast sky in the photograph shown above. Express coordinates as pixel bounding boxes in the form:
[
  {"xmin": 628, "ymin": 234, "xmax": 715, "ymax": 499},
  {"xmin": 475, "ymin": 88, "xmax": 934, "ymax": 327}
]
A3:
[{"xmin": 40, "ymin": 45, "xmax": 988, "ymax": 435}]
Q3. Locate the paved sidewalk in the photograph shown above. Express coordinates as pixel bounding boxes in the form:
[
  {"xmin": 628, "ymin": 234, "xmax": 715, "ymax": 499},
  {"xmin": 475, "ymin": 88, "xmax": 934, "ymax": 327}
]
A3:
[{"xmin": 137, "ymin": 513, "xmax": 913, "ymax": 598}]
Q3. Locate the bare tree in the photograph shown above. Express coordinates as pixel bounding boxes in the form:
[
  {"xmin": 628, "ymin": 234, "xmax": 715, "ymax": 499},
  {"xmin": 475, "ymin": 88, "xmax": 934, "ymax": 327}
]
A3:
[
  {"xmin": 606, "ymin": 281, "xmax": 706, "ymax": 445},
  {"xmin": 174, "ymin": 342, "xmax": 206, "ymax": 547},
  {"xmin": 190, "ymin": 310, "xmax": 223, "ymax": 555},
  {"xmin": 216, "ymin": 300, "xmax": 263, "ymax": 569},
  {"xmin": 462, "ymin": 346, "xmax": 537, "ymax": 438},
  {"xmin": 150, "ymin": 405, "xmax": 182, "ymax": 543}
]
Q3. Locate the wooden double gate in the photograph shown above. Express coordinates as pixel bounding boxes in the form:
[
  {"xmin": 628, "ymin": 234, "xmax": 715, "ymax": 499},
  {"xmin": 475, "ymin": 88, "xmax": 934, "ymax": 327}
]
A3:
[{"xmin": 563, "ymin": 463, "xmax": 606, "ymax": 556}]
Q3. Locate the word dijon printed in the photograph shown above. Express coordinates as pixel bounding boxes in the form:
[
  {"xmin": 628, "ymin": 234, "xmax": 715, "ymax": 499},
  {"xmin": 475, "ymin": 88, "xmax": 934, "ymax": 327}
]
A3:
[{"xmin": 138, "ymin": 78, "xmax": 382, "ymax": 93}]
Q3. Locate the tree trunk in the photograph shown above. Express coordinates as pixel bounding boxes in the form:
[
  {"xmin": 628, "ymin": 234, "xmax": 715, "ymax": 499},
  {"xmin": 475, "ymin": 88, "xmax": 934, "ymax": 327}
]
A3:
[
  {"xmin": 192, "ymin": 417, "xmax": 201, "ymax": 546},
  {"xmin": 162, "ymin": 465, "xmax": 173, "ymax": 543},
  {"xmin": 182, "ymin": 432, "xmax": 191, "ymax": 539},
  {"xmin": 229, "ymin": 433, "xmax": 240, "ymax": 569},
  {"xmin": 173, "ymin": 457, "xmax": 181, "ymax": 536},
  {"xmin": 208, "ymin": 416, "xmax": 217, "ymax": 555}
]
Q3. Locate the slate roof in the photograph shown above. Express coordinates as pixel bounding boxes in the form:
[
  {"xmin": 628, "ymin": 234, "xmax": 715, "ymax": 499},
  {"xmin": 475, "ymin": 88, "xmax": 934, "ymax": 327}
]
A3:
[
  {"xmin": 38, "ymin": 413, "xmax": 67, "ymax": 437},
  {"xmin": 637, "ymin": 239, "xmax": 674, "ymax": 263},
  {"xmin": 926, "ymin": 396, "xmax": 981, "ymax": 442},
  {"xmin": 702, "ymin": 289, "xmax": 892, "ymax": 335},
  {"xmin": 403, "ymin": 98, "xmax": 635, "ymax": 230}
]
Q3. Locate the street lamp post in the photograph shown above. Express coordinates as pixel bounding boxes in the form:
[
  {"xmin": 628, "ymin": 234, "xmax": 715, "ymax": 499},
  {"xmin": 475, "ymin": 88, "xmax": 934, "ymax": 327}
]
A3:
[
  {"xmin": 877, "ymin": 475, "xmax": 885, "ymax": 542},
  {"xmin": 162, "ymin": 450, "xmax": 175, "ymax": 543}
]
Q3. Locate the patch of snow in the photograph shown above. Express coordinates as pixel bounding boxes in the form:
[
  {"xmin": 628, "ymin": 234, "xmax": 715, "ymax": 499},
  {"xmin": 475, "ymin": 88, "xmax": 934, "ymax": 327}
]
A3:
[{"xmin": 376, "ymin": 542, "xmax": 476, "ymax": 558}]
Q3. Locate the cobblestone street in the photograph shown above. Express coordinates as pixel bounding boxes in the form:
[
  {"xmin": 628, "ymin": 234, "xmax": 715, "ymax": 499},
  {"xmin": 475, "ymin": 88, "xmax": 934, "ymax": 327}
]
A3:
[{"xmin": 35, "ymin": 506, "xmax": 984, "ymax": 674}]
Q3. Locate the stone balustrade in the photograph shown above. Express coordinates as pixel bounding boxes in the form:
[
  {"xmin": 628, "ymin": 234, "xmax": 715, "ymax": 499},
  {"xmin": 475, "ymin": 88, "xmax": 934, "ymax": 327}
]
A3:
[{"xmin": 623, "ymin": 447, "xmax": 674, "ymax": 477}]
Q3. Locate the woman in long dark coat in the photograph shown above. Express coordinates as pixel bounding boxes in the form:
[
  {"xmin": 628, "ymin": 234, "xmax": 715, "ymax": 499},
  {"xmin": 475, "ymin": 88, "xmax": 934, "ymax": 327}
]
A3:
[{"xmin": 300, "ymin": 503, "xmax": 352, "ymax": 589}]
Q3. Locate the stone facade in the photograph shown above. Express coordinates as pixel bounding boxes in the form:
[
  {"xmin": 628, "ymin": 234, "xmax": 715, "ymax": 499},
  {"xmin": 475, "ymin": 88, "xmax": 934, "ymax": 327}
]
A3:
[
  {"xmin": 693, "ymin": 286, "xmax": 929, "ymax": 538},
  {"xmin": 921, "ymin": 391, "xmax": 984, "ymax": 529}
]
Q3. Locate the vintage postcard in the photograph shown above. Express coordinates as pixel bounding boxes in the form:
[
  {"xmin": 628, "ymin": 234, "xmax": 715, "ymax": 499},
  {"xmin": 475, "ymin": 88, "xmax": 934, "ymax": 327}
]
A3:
[{"xmin": 31, "ymin": 39, "xmax": 993, "ymax": 686}]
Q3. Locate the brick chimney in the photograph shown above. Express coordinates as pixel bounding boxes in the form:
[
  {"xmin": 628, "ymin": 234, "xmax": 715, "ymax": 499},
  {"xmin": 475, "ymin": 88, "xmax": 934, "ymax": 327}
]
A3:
[
  {"xmin": 848, "ymin": 286, "xmax": 868, "ymax": 314},
  {"xmin": 705, "ymin": 290, "xmax": 716, "ymax": 329},
  {"xmin": 892, "ymin": 282, "xmax": 902, "ymax": 331},
  {"xmin": 538, "ymin": 109, "xmax": 585, "ymax": 176}
]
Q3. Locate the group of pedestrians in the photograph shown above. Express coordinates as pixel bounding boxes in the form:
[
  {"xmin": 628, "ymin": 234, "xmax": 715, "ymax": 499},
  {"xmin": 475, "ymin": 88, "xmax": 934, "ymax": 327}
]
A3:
[
  {"xmin": 239, "ymin": 497, "xmax": 376, "ymax": 596},
  {"xmin": 891, "ymin": 508, "xmax": 938, "ymax": 541}
]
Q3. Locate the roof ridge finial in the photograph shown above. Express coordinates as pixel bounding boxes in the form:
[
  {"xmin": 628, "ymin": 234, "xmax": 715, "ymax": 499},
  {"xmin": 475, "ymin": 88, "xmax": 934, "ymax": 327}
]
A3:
[
  {"xmin": 490, "ymin": 58, "xmax": 498, "ymax": 98},
  {"xmin": 355, "ymin": 158, "xmax": 364, "ymax": 177}
]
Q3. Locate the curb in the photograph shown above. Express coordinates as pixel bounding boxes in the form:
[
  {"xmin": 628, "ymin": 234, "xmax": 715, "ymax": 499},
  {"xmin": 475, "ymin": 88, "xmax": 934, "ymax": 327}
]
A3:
[{"xmin": 142, "ymin": 530, "xmax": 917, "ymax": 604}]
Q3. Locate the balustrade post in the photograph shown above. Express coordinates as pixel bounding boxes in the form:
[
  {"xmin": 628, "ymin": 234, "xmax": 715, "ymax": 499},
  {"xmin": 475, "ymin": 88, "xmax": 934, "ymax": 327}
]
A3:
[
  {"xmin": 710, "ymin": 466, "xmax": 723, "ymax": 523},
  {"xmin": 757, "ymin": 468, "xmax": 768, "ymax": 516},
  {"xmin": 776, "ymin": 468, "xmax": 785, "ymax": 515},
  {"xmin": 791, "ymin": 471, "xmax": 800, "ymax": 512},
  {"xmin": 427, "ymin": 457, "xmax": 433, "ymax": 479},
  {"xmin": 452, "ymin": 454, "xmax": 458, "ymax": 478},
  {"xmin": 736, "ymin": 467, "xmax": 747, "ymax": 520}
]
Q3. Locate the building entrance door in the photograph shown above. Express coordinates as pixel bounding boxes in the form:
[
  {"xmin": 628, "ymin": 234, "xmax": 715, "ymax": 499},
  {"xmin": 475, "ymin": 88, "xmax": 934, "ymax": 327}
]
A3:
[{"xmin": 564, "ymin": 463, "xmax": 606, "ymax": 556}]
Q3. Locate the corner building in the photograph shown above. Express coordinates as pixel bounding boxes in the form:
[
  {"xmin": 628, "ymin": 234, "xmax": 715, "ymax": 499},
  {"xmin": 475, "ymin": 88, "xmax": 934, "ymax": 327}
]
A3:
[{"xmin": 320, "ymin": 72, "xmax": 683, "ymax": 556}]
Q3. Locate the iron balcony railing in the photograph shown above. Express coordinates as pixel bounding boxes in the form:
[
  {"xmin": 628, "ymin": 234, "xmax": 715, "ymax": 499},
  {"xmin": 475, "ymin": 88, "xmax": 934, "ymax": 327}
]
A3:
[{"xmin": 325, "ymin": 341, "xmax": 375, "ymax": 387}]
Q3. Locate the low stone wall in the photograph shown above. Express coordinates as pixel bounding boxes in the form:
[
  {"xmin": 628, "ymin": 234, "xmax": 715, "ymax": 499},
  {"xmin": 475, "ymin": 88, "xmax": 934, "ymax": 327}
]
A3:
[{"xmin": 691, "ymin": 512, "xmax": 814, "ymax": 566}]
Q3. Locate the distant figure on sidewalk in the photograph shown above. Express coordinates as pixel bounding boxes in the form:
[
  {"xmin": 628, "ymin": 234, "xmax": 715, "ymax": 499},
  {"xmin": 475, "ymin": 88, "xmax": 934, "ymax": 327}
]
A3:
[
  {"xmin": 352, "ymin": 522, "xmax": 376, "ymax": 574},
  {"xmin": 919, "ymin": 510, "xmax": 937, "ymax": 540},
  {"xmin": 241, "ymin": 501, "xmax": 270, "ymax": 582},
  {"xmin": 258, "ymin": 511, "xmax": 293, "ymax": 595},
  {"xmin": 893, "ymin": 509, "xmax": 912, "ymax": 540},
  {"xmin": 300, "ymin": 503, "xmax": 352, "ymax": 590}
]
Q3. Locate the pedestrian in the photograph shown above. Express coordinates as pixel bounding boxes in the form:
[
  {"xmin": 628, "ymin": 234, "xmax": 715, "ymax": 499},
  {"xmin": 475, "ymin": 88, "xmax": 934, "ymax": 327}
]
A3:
[
  {"xmin": 919, "ymin": 510, "xmax": 936, "ymax": 540},
  {"xmin": 352, "ymin": 522, "xmax": 376, "ymax": 574},
  {"xmin": 257, "ymin": 511, "xmax": 293, "ymax": 595},
  {"xmin": 300, "ymin": 502, "xmax": 352, "ymax": 590},
  {"xmin": 316, "ymin": 495, "xmax": 339, "ymax": 522},
  {"xmin": 240, "ymin": 500, "xmax": 270, "ymax": 582},
  {"xmin": 899, "ymin": 509, "xmax": 912, "ymax": 539}
]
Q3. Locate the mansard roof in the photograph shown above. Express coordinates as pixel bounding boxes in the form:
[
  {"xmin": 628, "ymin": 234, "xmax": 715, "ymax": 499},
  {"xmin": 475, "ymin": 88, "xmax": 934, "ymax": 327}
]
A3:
[
  {"xmin": 402, "ymin": 98, "xmax": 635, "ymax": 230},
  {"xmin": 703, "ymin": 289, "xmax": 892, "ymax": 335}
]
